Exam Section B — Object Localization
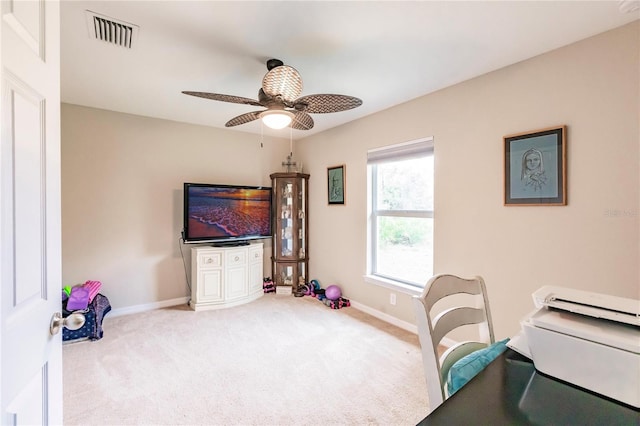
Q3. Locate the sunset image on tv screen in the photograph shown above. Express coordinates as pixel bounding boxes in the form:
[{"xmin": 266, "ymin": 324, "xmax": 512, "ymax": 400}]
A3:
[{"xmin": 187, "ymin": 187, "xmax": 271, "ymax": 240}]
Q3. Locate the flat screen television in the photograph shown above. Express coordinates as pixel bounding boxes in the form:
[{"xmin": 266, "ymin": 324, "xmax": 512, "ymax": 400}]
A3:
[{"xmin": 183, "ymin": 183, "xmax": 272, "ymax": 245}]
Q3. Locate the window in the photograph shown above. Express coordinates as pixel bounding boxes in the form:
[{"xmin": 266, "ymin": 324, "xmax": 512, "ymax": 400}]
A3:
[{"xmin": 367, "ymin": 138, "xmax": 434, "ymax": 290}]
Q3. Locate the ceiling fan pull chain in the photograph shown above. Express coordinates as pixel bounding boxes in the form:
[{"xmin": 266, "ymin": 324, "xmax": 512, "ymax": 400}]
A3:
[{"xmin": 289, "ymin": 125, "xmax": 293, "ymax": 156}]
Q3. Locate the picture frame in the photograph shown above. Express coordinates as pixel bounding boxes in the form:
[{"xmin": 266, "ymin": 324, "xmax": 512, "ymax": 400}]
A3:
[
  {"xmin": 504, "ymin": 125, "xmax": 566, "ymax": 206},
  {"xmin": 327, "ymin": 165, "xmax": 345, "ymax": 205}
]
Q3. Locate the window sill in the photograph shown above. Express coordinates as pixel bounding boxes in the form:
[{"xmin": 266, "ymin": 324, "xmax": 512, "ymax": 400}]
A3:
[{"xmin": 363, "ymin": 275, "xmax": 423, "ymax": 296}]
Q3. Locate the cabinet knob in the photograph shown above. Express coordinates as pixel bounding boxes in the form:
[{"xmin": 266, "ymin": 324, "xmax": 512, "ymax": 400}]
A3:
[
  {"xmin": 205, "ymin": 258, "xmax": 213, "ymax": 264},
  {"xmin": 235, "ymin": 256, "xmax": 239, "ymax": 261}
]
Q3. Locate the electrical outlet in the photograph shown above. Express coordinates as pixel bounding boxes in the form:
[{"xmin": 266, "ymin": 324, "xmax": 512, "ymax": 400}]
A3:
[{"xmin": 390, "ymin": 293, "xmax": 397, "ymax": 305}]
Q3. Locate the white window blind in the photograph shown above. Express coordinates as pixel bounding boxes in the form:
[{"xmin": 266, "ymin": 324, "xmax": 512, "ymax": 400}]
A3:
[{"xmin": 367, "ymin": 138, "xmax": 434, "ymax": 164}]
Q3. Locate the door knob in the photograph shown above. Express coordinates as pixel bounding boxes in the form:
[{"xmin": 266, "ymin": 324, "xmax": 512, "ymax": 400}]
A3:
[{"xmin": 49, "ymin": 312, "xmax": 85, "ymax": 336}]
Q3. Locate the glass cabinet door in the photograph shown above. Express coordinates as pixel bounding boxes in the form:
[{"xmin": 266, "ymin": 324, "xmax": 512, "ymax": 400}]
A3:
[
  {"xmin": 297, "ymin": 180, "xmax": 306, "ymax": 259},
  {"xmin": 278, "ymin": 179, "xmax": 295, "ymax": 258},
  {"xmin": 274, "ymin": 261, "xmax": 307, "ymax": 288},
  {"xmin": 270, "ymin": 172, "xmax": 309, "ymax": 293}
]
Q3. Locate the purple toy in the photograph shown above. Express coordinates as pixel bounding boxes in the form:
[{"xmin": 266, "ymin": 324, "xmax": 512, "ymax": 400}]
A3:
[
  {"xmin": 66, "ymin": 286, "xmax": 90, "ymax": 310},
  {"xmin": 325, "ymin": 285, "xmax": 342, "ymax": 301}
]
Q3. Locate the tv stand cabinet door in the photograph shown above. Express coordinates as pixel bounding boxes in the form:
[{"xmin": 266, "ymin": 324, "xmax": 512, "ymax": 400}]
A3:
[
  {"xmin": 248, "ymin": 244, "xmax": 264, "ymax": 295},
  {"xmin": 225, "ymin": 248, "xmax": 248, "ymax": 301},
  {"xmin": 197, "ymin": 269, "xmax": 224, "ymax": 303},
  {"xmin": 190, "ymin": 247, "xmax": 224, "ymax": 309}
]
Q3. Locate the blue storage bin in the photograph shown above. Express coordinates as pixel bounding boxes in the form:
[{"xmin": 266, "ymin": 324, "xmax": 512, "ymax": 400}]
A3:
[{"xmin": 62, "ymin": 293, "xmax": 111, "ymax": 342}]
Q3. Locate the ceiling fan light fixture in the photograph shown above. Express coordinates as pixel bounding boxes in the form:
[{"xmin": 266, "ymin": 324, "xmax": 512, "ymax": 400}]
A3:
[
  {"xmin": 183, "ymin": 59, "xmax": 360, "ymax": 131},
  {"xmin": 261, "ymin": 110, "xmax": 294, "ymax": 129}
]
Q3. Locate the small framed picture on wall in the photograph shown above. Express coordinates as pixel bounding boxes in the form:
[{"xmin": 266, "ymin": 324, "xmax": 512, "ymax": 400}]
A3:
[
  {"xmin": 504, "ymin": 126, "xmax": 567, "ymax": 206},
  {"xmin": 327, "ymin": 165, "xmax": 345, "ymax": 205}
]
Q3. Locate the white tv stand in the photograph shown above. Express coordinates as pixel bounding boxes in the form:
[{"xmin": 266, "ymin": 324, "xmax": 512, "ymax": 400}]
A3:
[{"xmin": 189, "ymin": 243, "xmax": 264, "ymax": 311}]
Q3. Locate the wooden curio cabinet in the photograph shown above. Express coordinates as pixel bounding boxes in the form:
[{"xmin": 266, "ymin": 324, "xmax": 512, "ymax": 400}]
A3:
[{"xmin": 270, "ymin": 172, "xmax": 309, "ymax": 295}]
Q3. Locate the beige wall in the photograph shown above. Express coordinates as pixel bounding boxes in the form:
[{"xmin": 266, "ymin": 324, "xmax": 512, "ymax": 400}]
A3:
[
  {"xmin": 296, "ymin": 22, "xmax": 639, "ymax": 339},
  {"xmin": 61, "ymin": 105, "xmax": 289, "ymax": 309},
  {"xmin": 62, "ymin": 22, "xmax": 639, "ymax": 338}
]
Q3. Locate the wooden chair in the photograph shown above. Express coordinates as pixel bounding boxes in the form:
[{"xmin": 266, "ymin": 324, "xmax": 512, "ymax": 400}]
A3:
[{"xmin": 412, "ymin": 274, "xmax": 495, "ymax": 411}]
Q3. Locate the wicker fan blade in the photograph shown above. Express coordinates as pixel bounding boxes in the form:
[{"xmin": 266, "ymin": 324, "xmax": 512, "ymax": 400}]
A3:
[
  {"xmin": 225, "ymin": 111, "xmax": 262, "ymax": 127},
  {"xmin": 293, "ymin": 94, "xmax": 362, "ymax": 114},
  {"xmin": 291, "ymin": 111, "xmax": 314, "ymax": 130},
  {"xmin": 262, "ymin": 65, "xmax": 303, "ymax": 103},
  {"xmin": 182, "ymin": 91, "xmax": 263, "ymax": 107}
]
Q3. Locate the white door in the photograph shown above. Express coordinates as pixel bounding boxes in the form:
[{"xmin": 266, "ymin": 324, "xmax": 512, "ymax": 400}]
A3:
[{"xmin": 1, "ymin": 0, "xmax": 62, "ymax": 424}]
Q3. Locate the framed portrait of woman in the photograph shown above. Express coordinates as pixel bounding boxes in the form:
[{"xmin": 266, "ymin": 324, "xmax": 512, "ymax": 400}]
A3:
[{"xmin": 504, "ymin": 126, "xmax": 566, "ymax": 206}]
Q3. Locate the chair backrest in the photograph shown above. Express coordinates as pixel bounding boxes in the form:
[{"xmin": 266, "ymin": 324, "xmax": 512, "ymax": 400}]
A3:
[{"xmin": 412, "ymin": 274, "xmax": 495, "ymax": 411}]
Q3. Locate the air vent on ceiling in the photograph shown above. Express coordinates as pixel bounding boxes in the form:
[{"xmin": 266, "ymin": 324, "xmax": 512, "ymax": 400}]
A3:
[{"xmin": 85, "ymin": 10, "xmax": 139, "ymax": 49}]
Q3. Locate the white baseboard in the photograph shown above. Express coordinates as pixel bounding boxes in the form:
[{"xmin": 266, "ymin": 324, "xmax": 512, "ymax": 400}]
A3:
[
  {"xmin": 349, "ymin": 299, "xmax": 457, "ymax": 348},
  {"xmin": 107, "ymin": 296, "xmax": 189, "ymax": 318},
  {"xmin": 349, "ymin": 299, "xmax": 418, "ymax": 334}
]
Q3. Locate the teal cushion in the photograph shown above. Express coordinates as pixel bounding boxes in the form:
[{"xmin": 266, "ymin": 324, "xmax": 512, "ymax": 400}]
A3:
[{"xmin": 446, "ymin": 338, "xmax": 510, "ymax": 396}]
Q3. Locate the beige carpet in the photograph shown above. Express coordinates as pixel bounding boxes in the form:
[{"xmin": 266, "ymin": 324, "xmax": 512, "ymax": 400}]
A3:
[{"xmin": 63, "ymin": 294, "xmax": 430, "ymax": 425}]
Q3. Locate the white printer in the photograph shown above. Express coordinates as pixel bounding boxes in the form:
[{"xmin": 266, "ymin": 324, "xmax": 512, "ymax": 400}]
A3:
[{"xmin": 508, "ymin": 286, "xmax": 640, "ymax": 408}]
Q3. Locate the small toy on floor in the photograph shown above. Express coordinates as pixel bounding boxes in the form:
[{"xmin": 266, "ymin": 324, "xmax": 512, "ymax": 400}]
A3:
[
  {"xmin": 294, "ymin": 276, "xmax": 307, "ymax": 297},
  {"xmin": 323, "ymin": 297, "xmax": 351, "ymax": 309},
  {"xmin": 300, "ymin": 279, "xmax": 321, "ymax": 297},
  {"xmin": 300, "ymin": 279, "xmax": 350, "ymax": 309},
  {"xmin": 325, "ymin": 285, "xmax": 342, "ymax": 300},
  {"xmin": 263, "ymin": 277, "xmax": 276, "ymax": 293}
]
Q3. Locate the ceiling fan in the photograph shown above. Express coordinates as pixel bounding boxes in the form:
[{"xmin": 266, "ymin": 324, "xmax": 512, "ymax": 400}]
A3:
[{"xmin": 182, "ymin": 59, "xmax": 363, "ymax": 130}]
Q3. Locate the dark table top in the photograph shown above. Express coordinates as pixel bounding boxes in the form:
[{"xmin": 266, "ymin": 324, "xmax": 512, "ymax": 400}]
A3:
[{"xmin": 418, "ymin": 348, "xmax": 639, "ymax": 425}]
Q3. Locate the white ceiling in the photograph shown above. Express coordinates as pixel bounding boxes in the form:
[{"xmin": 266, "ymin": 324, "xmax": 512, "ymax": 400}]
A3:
[{"xmin": 61, "ymin": 1, "xmax": 639, "ymax": 139}]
